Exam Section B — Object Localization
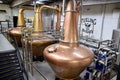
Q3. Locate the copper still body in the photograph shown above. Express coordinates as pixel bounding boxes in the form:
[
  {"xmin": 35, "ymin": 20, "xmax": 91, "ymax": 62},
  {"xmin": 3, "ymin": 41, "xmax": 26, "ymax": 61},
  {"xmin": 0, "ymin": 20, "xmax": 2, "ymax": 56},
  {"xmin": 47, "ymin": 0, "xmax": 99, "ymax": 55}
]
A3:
[
  {"xmin": 27, "ymin": 5, "xmax": 61, "ymax": 57},
  {"xmin": 8, "ymin": 7, "xmax": 34, "ymax": 46},
  {"xmin": 44, "ymin": 1, "xmax": 94, "ymax": 80}
]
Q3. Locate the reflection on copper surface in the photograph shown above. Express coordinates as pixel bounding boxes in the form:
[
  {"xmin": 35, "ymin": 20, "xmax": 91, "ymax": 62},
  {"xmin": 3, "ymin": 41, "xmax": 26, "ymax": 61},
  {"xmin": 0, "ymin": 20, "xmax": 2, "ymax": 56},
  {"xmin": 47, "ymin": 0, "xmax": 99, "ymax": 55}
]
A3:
[
  {"xmin": 56, "ymin": 5, "xmax": 61, "ymax": 31},
  {"xmin": 44, "ymin": 0, "xmax": 94, "ymax": 80},
  {"xmin": 8, "ymin": 7, "xmax": 34, "ymax": 46},
  {"xmin": 28, "ymin": 5, "xmax": 61, "ymax": 57},
  {"xmin": 33, "ymin": 5, "xmax": 61, "ymax": 31}
]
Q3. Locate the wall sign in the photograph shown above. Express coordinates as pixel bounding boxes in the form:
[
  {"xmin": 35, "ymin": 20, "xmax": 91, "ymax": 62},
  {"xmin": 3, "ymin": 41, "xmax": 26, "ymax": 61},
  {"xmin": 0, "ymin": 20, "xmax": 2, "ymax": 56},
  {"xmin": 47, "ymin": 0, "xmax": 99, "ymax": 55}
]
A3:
[{"xmin": 81, "ymin": 18, "xmax": 96, "ymax": 37}]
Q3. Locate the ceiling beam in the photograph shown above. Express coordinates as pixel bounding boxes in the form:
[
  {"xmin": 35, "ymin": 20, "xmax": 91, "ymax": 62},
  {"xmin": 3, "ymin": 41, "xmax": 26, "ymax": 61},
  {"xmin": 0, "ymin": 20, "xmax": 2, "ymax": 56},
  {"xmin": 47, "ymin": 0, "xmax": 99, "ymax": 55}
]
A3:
[
  {"xmin": 11, "ymin": 0, "xmax": 31, "ymax": 8},
  {"xmin": 83, "ymin": 0, "xmax": 120, "ymax": 5}
]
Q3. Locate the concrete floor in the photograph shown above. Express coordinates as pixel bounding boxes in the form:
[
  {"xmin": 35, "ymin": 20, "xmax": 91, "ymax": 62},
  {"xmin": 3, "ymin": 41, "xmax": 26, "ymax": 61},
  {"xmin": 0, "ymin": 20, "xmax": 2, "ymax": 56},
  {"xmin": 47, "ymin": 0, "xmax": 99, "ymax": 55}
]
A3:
[
  {"xmin": 18, "ymin": 47, "xmax": 117, "ymax": 80},
  {"xmin": 111, "ymin": 76, "xmax": 117, "ymax": 80},
  {"xmin": 27, "ymin": 61, "xmax": 117, "ymax": 80},
  {"xmin": 32, "ymin": 61, "xmax": 55, "ymax": 80},
  {"xmin": 29, "ymin": 61, "xmax": 56, "ymax": 80}
]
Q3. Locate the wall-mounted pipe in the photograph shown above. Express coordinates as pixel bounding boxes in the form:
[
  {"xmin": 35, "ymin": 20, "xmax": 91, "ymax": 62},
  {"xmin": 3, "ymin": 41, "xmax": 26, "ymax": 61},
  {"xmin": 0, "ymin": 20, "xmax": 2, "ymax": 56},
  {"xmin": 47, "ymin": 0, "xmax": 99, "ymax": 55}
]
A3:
[
  {"xmin": 100, "ymin": 4, "xmax": 106, "ymax": 41},
  {"xmin": 62, "ymin": 0, "xmax": 65, "ymax": 16}
]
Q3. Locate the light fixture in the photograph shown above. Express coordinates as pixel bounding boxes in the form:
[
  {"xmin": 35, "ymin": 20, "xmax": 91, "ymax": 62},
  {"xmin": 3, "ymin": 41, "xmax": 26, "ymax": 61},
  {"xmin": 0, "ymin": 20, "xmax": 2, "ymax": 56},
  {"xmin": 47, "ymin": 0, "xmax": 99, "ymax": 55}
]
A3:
[
  {"xmin": 36, "ymin": 1, "xmax": 44, "ymax": 4},
  {"xmin": 0, "ymin": 0, "xmax": 3, "ymax": 3},
  {"xmin": 38, "ymin": 0, "xmax": 49, "ymax": 1}
]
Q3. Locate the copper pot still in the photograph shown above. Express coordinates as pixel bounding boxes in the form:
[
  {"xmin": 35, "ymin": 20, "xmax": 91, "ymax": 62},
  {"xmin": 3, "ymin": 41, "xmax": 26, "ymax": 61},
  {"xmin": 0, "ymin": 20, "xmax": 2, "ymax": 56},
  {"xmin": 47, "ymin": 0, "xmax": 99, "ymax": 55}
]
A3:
[
  {"xmin": 44, "ymin": 0, "xmax": 94, "ymax": 80},
  {"xmin": 8, "ymin": 7, "xmax": 34, "ymax": 46},
  {"xmin": 28, "ymin": 31, "xmax": 56, "ymax": 57},
  {"xmin": 27, "ymin": 5, "xmax": 61, "ymax": 57}
]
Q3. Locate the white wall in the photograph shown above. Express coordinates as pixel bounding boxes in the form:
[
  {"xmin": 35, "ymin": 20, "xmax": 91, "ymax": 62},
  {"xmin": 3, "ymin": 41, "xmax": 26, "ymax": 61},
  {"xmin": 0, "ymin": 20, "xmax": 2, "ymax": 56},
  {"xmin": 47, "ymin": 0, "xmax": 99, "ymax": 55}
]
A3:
[
  {"xmin": 12, "ymin": 7, "xmax": 34, "ymax": 18},
  {"xmin": 81, "ymin": 5, "xmax": 103, "ymax": 40},
  {"xmin": 0, "ymin": 4, "xmax": 12, "ymax": 21},
  {"xmin": 1, "ymin": 2, "xmax": 120, "ymax": 40},
  {"xmin": 0, "ymin": 5, "xmax": 34, "ymax": 27},
  {"xmin": 12, "ymin": 7, "xmax": 58, "ymax": 30},
  {"xmin": 81, "ymin": 3, "xmax": 120, "ymax": 40},
  {"xmin": 0, "ymin": 4, "xmax": 13, "ymax": 29},
  {"xmin": 12, "ymin": 7, "xmax": 34, "ymax": 27},
  {"xmin": 12, "ymin": 7, "xmax": 19, "ymax": 16},
  {"xmin": 102, "ymin": 3, "xmax": 120, "ymax": 40}
]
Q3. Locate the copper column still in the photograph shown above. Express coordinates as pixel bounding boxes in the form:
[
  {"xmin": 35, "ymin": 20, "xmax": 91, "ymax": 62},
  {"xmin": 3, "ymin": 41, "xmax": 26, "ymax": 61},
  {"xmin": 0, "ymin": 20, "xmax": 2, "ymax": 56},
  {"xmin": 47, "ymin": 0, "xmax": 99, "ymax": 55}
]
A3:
[
  {"xmin": 44, "ymin": 0, "xmax": 94, "ymax": 80},
  {"xmin": 8, "ymin": 7, "xmax": 34, "ymax": 46},
  {"xmin": 28, "ymin": 5, "xmax": 61, "ymax": 57}
]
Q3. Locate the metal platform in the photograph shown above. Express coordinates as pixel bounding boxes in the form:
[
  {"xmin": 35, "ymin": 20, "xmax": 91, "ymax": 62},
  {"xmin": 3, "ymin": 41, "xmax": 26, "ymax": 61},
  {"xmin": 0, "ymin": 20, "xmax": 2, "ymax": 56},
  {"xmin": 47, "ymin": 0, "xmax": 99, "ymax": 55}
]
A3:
[
  {"xmin": 0, "ymin": 34, "xmax": 15, "ymax": 53},
  {"xmin": 33, "ymin": 61, "xmax": 56, "ymax": 80},
  {"xmin": 0, "ymin": 33, "xmax": 27, "ymax": 80}
]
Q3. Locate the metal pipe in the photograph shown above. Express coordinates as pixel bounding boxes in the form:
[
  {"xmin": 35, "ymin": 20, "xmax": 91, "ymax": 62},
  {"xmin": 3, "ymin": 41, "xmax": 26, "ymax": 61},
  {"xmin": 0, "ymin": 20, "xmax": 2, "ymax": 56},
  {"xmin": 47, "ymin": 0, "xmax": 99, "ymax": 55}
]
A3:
[
  {"xmin": 27, "ymin": 5, "xmax": 61, "ymax": 57},
  {"xmin": 44, "ymin": 0, "xmax": 94, "ymax": 80},
  {"xmin": 33, "ymin": 5, "xmax": 61, "ymax": 31},
  {"xmin": 55, "ymin": 5, "xmax": 62, "ymax": 31},
  {"xmin": 79, "ymin": 0, "xmax": 83, "ymax": 39},
  {"xmin": 73, "ymin": 0, "xmax": 76, "ymax": 11},
  {"xmin": 100, "ymin": 4, "xmax": 106, "ymax": 41},
  {"xmin": 18, "ymin": 7, "xmax": 34, "ymax": 27},
  {"xmin": 62, "ymin": 0, "xmax": 65, "ymax": 16},
  {"xmin": 33, "ymin": 1, "xmax": 36, "ymax": 12}
]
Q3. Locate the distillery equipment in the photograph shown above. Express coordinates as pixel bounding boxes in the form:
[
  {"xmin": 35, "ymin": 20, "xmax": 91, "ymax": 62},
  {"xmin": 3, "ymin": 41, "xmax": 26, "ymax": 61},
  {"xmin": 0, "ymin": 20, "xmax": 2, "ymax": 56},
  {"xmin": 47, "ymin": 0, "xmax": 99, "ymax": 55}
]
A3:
[
  {"xmin": 8, "ymin": 7, "xmax": 34, "ymax": 46},
  {"xmin": 112, "ymin": 29, "xmax": 120, "ymax": 65},
  {"xmin": 44, "ymin": 0, "xmax": 94, "ymax": 80},
  {"xmin": 55, "ymin": 5, "xmax": 61, "ymax": 31},
  {"xmin": 25, "ymin": 5, "xmax": 61, "ymax": 59}
]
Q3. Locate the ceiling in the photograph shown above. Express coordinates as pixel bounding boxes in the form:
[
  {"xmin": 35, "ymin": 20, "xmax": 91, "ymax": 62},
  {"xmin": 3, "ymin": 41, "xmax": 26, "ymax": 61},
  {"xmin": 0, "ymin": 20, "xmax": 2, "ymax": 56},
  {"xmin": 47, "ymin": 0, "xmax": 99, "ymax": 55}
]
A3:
[
  {"xmin": 0, "ymin": 0, "xmax": 61, "ymax": 7},
  {"xmin": 0, "ymin": 0, "xmax": 14, "ymax": 4},
  {"xmin": 0, "ymin": 0, "xmax": 58, "ymax": 4},
  {"xmin": 0, "ymin": 0, "xmax": 120, "ymax": 7}
]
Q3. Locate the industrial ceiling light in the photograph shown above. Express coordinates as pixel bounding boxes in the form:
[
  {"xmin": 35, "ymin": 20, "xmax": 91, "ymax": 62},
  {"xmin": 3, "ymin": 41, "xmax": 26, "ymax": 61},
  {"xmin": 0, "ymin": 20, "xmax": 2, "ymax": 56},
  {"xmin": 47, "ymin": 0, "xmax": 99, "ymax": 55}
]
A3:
[
  {"xmin": 0, "ymin": 0, "xmax": 3, "ymax": 3},
  {"xmin": 36, "ymin": 1, "xmax": 44, "ymax": 4},
  {"xmin": 38, "ymin": 0, "xmax": 49, "ymax": 1}
]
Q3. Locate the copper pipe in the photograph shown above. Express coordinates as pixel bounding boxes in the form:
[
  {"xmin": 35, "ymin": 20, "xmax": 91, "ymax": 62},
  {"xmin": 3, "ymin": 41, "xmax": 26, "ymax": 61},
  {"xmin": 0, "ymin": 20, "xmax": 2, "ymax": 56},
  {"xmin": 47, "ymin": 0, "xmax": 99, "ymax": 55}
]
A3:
[
  {"xmin": 18, "ymin": 7, "xmax": 34, "ymax": 27},
  {"xmin": 55, "ymin": 5, "xmax": 61, "ymax": 31},
  {"xmin": 33, "ymin": 5, "xmax": 42, "ymax": 32},
  {"xmin": 44, "ymin": 0, "xmax": 94, "ymax": 80},
  {"xmin": 28, "ymin": 5, "xmax": 61, "ymax": 57},
  {"xmin": 33, "ymin": 5, "xmax": 61, "ymax": 31}
]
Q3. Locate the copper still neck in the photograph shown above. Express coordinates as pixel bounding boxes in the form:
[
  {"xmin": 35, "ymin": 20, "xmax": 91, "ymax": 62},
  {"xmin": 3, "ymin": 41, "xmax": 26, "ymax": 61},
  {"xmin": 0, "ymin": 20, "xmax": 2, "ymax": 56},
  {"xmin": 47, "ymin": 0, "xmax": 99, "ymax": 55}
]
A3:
[
  {"xmin": 33, "ymin": 5, "xmax": 61, "ymax": 32},
  {"xmin": 43, "ymin": 1, "xmax": 94, "ymax": 80},
  {"xmin": 61, "ymin": 1, "xmax": 79, "ymax": 44},
  {"xmin": 17, "ymin": 7, "xmax": 34, "ymax": 27}
]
